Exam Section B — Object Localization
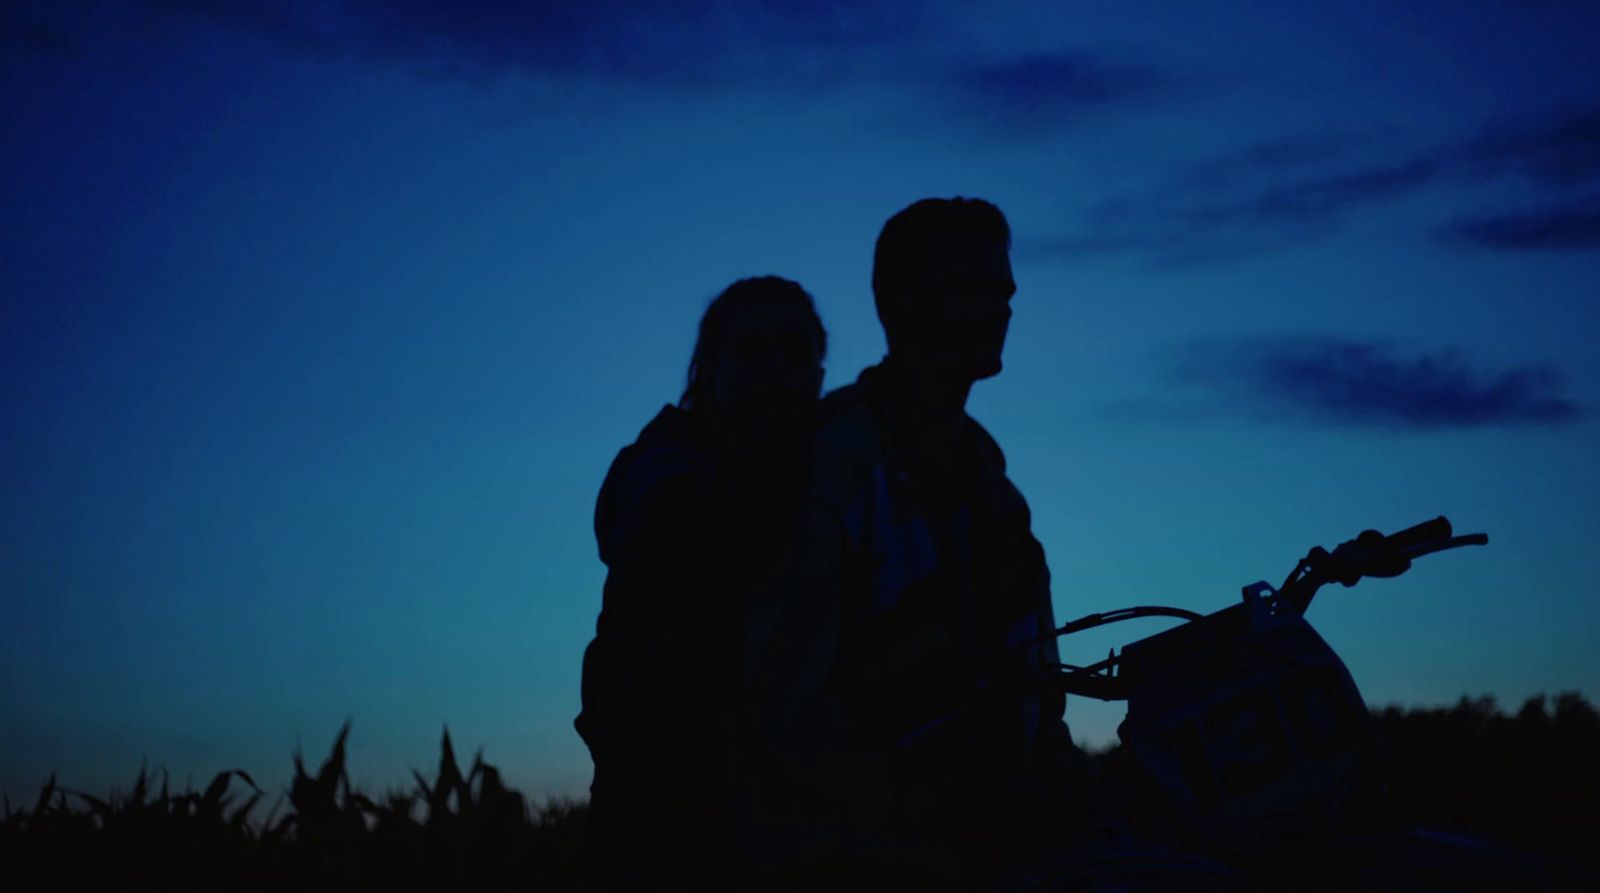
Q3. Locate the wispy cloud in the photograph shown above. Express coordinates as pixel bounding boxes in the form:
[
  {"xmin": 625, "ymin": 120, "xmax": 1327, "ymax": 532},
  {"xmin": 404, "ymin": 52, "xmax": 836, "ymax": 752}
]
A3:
[
  {"xmin": 137, "ymin": 0, "xmax": 916, "ymax": 85},
  {"xmin": 1024, "ymin": 154, "xmax": 1441, "ymax": 267},
  {"xmin": 933, "ymin": 52, "xmax": 1176, "ymax": 137},
  {"xmin": 1158, "ymin": 133, "xmax": 1382, "ymax": 195},
  {"xmin": 0, "ymin": 3, "xmax": 74, "ymax": 58},
  {"xmin": 17, "ymin": 1, "xmax": 1188, "ymax": 136},
  {"xmin": 1441, "ymin": 203, "xmax": 1600, "ymax": 250},
  {"xmin": 143, "ymin": 0, "xmax": 337, "ymax": 55},
  {"xmin": 1188, "ymin": 158, "xmax": 1443, "ymax": 225},
  {"xmin": 1036, "ymin": 106, "xmax": 1600, "ymax": 266},
  {"xmin": 1457, "ymin": 107, "xmax": 1600, "ymax": 186},
  {"xmin": 1111, "ymin": 336, "xmax": 1584, "ymax": 429}
]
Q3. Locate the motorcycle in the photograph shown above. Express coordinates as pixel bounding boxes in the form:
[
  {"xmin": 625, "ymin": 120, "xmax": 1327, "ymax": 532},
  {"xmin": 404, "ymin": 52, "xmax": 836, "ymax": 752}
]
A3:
[
  {"xmin": 1052, "ymin": 516, "xmax": 1486, "ymax": 835},
  {"xmin": 1010, "ymin": 516, "xmax": 1556, "ymax": 891}
]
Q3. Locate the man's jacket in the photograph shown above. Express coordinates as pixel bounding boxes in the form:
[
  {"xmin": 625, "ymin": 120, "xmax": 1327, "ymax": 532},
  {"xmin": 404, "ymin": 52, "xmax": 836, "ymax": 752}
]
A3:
[{"xmin": 735, "ymin": 363, "xmax": 1080, "ymax": 874}]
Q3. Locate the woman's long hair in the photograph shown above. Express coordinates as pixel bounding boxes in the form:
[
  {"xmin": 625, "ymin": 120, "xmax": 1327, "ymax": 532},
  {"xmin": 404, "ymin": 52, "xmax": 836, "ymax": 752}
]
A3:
[{"xmin": 679, "ymin": 276, "xmax": 827, "ymax": 412}]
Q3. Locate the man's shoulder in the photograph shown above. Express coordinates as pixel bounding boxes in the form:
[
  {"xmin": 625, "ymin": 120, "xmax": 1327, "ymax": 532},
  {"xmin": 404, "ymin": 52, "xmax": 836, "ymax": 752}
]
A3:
[
  {"xmin": 961, "ymin": 414, "xmax": 1036, "ymax": 527},
  {"xmin": 810, "ymin": 382, "xmax": 1013, "ymax": 480},
  {"xmin": 813, "ymin": 382, "xmax": 885, "ymax": 463},
  {"xmin": 961, "ymin": 413, "xmax": 1007, "ymax": 475},
  {"xmin": 804, "ymin": 383, "xmax": 891, "ymax": 528}
]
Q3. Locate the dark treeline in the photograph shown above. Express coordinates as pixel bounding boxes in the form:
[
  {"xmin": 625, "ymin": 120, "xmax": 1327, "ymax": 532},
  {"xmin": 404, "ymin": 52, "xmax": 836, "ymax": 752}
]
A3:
[
  {"xmin": 3, "ymin": 694, "xmax": 1595, "ymax": 890},
  {"xmin": 1367, "ymin": 691, "xmax": 1600, "ymax": 862}
]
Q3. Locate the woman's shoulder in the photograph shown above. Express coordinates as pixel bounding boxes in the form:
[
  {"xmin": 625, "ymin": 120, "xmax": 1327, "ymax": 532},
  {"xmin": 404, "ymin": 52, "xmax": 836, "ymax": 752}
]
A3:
[
  {"xmin": 617, "ymin": 405, "xmax": 716, "ymax": 490},
  {"xmin": 595, "ymin": 406, "xmax": 721, "ymax": 557}
]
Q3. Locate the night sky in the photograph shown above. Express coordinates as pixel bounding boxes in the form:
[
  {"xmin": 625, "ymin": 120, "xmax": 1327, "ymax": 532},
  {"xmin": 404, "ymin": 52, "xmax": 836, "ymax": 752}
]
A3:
[{"xmin": 3, "ymin": 1, "xmax": 1597, "ymax": 805}]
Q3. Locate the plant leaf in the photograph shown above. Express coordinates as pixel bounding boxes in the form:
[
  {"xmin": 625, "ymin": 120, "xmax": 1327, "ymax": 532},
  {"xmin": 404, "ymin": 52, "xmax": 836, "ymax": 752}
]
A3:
[
  {"xmin": 433, "ymin": 726, "xmax": 464, "ymax": 818},
  {"xmin": 130, "ymin": 763, "xmax": 148, "ymax": 810},
  {"xmin": 317, "ymin": 719, "xmax": 352, "ymax": 796},
  {"xmin": 262, "ymin": 790, "xmax": 286, "ymax": 832},
  {"xmin": 202, "ymin": 770, "xmax": 234, "ymax": 812},
  {"xmin": 32, "ymin": 773, "xmax": 56, "ymax": 818},
  {"xmin": 229, "ymin": 792, "xmax": 263, "ymax": 832},
  {"xmin": 66, "ymin": 788, "xmax": 112, "ymax": 823}
]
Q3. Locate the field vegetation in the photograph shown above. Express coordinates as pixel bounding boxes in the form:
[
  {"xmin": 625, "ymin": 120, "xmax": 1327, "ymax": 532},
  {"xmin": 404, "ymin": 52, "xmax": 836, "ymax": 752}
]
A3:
[{"xmin": 4, "ymin": 693, "xmax": 1595, "ymax": 890}]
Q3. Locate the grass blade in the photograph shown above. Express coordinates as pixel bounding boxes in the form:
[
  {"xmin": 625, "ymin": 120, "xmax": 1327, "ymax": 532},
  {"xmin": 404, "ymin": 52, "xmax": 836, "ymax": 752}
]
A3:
[{"xmin": 32, "ymin": 773, "xmax": 56, "ymax": 818}]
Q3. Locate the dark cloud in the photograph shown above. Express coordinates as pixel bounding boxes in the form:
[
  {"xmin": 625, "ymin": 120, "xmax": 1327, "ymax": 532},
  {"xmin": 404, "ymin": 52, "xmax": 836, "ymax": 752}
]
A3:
[
  {"xmin": 1457, "ymin": 108, "xmax": 1600, "ymax": 186},
  {"xmin": 143, "ymin": 0, "xmax": 1192, "ymax": 137},
  {"xmin": 1170, "ymin": 133, "xmax": 1378, "ymax": 189},
  {"xmin": 938, "ymin": 52, "xmax": 1174, "ymax": 136},
  {"xmin": 1022, "ymin": 153, "xmax": 1440, "ymax": 267},
  {"xmin": 1030, "ymin": 150, "xmax": 1454, "ymax": 266},
  {"xmin": 1037, "ymin": 105, "xmax": 1600, "ymax": 266},
  {"xmin": 1187, "ymin": 157, "xmax": 1441, "ymax": 226},
  {"xmin": 127, "ymin": 0, "xmax": 925, "ymax": 86},
  {"xmin": 141, "ymin": 0, "xmax": 336, "ymax": 56},
  {"xmin": 1123, "ymin": 337, "xmax": 1584, "ymax": 429},
  {"xmin": 0, "ymin": 4, "xmax": 75, "ymax": 58},
  {"xmin": 1020, "ymin": 226, "xmax": 1292, "ymax": 269},
  {"xmin": 22, "ymin": 1, "xmax": 1179, "ymax": 135},
  {"xmin": 1442, "ymin": 202, "xmax": 1600, "ymax": 250}
]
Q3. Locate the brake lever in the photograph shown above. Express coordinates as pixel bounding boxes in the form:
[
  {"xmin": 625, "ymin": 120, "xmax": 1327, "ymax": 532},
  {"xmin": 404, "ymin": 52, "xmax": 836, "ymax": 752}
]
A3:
[{"xmin": 1397, "ymin": 533, "xmax": 1489, "ymax": 559}]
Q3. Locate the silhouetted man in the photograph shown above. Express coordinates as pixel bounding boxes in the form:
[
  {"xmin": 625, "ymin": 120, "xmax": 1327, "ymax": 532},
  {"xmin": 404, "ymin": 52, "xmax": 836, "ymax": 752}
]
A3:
[{"xmin": 736, "ymin": 199, "xmax": 1090, "ymax": 886}]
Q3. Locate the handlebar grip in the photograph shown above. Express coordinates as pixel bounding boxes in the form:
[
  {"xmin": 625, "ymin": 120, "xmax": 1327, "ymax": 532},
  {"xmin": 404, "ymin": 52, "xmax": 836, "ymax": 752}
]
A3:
[{"xmin": 1384, "ymin": 516, "xmax": 1452, "ymax": 550}]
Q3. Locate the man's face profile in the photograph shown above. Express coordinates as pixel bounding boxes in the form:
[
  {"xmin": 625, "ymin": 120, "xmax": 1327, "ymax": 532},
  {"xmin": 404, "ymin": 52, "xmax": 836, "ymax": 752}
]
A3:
[{"xmin": 906, "ymin": 236, "xmax": 1015, "ymax": 381}]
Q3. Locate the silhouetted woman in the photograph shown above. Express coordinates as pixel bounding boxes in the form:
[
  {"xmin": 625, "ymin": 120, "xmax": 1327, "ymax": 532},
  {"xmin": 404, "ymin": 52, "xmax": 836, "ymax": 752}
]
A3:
[{"xmin": 576, "ymin": 276, "xmax": 826, "ymax": 890}]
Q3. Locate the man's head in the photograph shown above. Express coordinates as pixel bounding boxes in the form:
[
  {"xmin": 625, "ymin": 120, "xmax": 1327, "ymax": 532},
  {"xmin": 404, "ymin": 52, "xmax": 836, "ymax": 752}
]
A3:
[
  {"xmin": 680, "ymin": 276, "xmax": 826, "ymax": 436},
  {"xmin": 872, "ymin": 197, "xmax": 1015, "ymax": 381}
]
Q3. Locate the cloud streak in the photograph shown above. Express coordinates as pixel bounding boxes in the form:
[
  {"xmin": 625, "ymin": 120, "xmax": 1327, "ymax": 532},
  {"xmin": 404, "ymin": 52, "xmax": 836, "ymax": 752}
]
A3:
[
  {"xmin": 7, "ymin": 1, "xmax": 1187, "ymax": 138},
  {"xmin": 1115, "ymin": 337, "xmax": 1584, "ymax": 429},
  {"xmin": 1458, "ymin": 108, "xmax": 1600, "ymax": 187},
  {"xmin": 0, "ymin": 3, "xmax": 75, "ymax": 58},
  {"xmin": 138, "ymin": 0, "xmax": 868, "ymax": 83},
  {"xmin": 1037, "ymin": 106, "xmax": 1600, "ymax": 265},
  {"xmin": 935, "ymin": 52, "xmax": 1176, "ymax": 137},
  {"xmin": 83, "ymin": 0, "xmax": 924, "ymax": 88},
  {"xmin": 1441, "ymin": 202, "xmax": 1600, "ymax": 251}
]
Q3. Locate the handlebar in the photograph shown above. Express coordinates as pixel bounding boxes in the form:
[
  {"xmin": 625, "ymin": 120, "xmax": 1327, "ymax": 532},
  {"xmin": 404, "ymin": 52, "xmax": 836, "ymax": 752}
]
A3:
[
  {"xmin": 1047, "ymin": 515, "xmax": 1489, "ymax": 700},
  {"xmin": 1384, "ymin": 516, "xmax": 1455, "ymax": 551},
  {"xmin": 1398, "ymin": 533, "xmax": 1489, "ymax": 559},
  {"xmin": 1289, "ymin": 516, "xmax": 1489, "ymax": 608}
]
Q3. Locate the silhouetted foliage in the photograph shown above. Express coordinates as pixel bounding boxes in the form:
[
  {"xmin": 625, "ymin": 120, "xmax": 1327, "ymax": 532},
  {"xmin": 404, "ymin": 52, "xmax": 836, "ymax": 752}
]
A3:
[
  {"xmin": 1369, "ymin": 691, "xmax": 1600, "ymax": 862},
  {"xmin": 0, "ymin": 722, "xmax": 585, "ymax": 891},
  {"xmin": 2, "ymin": 696, "xmax": 1594, "ymax": 889}
]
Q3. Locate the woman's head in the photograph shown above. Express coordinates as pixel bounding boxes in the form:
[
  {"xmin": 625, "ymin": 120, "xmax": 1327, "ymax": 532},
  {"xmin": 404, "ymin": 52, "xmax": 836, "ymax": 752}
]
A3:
[{"xmin": 680, "ymin": 276, "xmax": 826, "ymax": 433}]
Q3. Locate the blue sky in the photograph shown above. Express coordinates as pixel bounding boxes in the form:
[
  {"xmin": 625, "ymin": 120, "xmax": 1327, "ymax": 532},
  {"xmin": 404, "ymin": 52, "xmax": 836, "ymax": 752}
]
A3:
[{"xmin": 2, "ymin": 1, "xmax": 1597, "ymax": 804}]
